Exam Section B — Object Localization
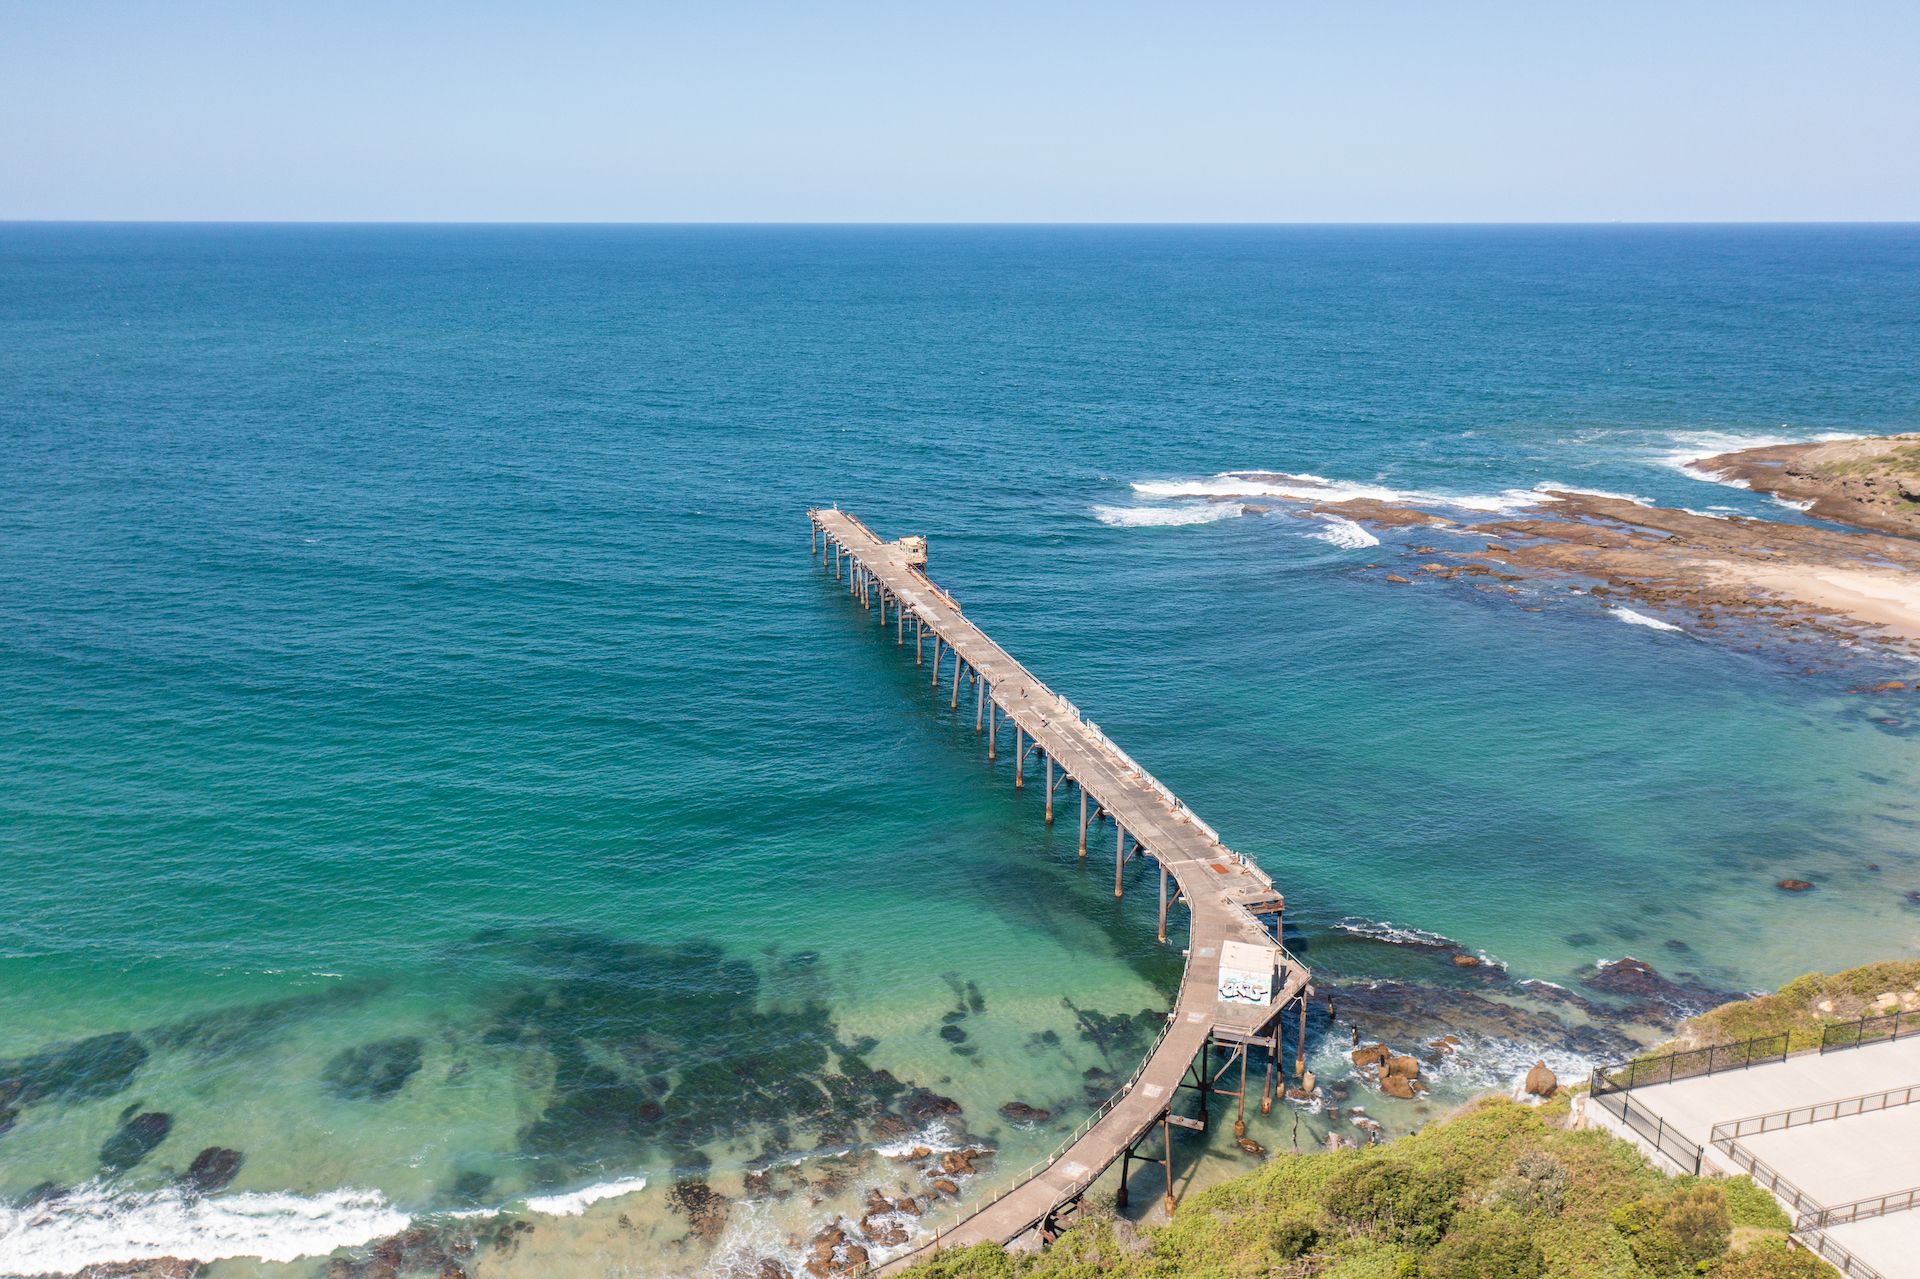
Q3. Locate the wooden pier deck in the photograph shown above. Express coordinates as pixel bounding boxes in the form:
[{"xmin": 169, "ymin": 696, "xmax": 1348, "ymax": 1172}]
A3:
[{"xmin": 807, "ymin": 509, "xmax": 1312, "ymax": 1271}]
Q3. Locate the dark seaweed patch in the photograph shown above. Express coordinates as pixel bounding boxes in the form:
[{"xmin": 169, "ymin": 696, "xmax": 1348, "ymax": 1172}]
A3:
[
  {"xmin": 0, "ymin": 1031, "xmax": 148, "ymax": 1108},
  {"xmin": 321, "ymin": 1037, "xmax": 425, "ymax": 1102},
  {"xmin": 100, "ymin": 1111, "xmax": 172, "ymax": 1173}
]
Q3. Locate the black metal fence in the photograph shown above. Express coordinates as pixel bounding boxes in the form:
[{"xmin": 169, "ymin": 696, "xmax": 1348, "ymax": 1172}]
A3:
[
  {"xmin": 1820, "ymin": 1009, "xmax": 1916, "ymax": 1053},
  {"xmin": 1589, "ymin": 1032, "xmax": 1790, "ymax": 1095},
  {"xmin": 1587, "ymin": 1088, "xmax": 1702, "ymax": 1174}
]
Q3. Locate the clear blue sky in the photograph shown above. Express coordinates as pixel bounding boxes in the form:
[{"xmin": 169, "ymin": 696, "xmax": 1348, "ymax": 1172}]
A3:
[{"xmin": 4, "ymin": 0, "xmax": 1916, "ymax": 222}]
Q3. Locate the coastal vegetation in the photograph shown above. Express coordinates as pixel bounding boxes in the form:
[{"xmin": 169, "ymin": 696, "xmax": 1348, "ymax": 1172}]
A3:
[
  {"xmin": 894, "ymin": 1096, "xmax": 1823, "ymax": 1279},
  {"xmin": 892, "ymin": 958, "xmax": 1920, "ymax": 1279}
]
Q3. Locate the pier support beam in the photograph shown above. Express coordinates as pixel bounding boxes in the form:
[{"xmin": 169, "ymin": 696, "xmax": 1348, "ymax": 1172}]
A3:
[
  {"xmin": 1078, "ymin": 789, "xmax": 1088, "ymax": 858},
  {"xmin": 916, "ymin": 617, "xmax": 923, "ymax": 665},
  {"xmin": 1295, "ymin": 995, "xmax": 1307, "ymax": 1079},
  {"xmin": 1158, "ymin": 864, "xmax": 1169, "ymax": 943},
  {"xmin": 976, "ymin": 678, "xmax": 985, "ymax": 732},
  {"xmin": 1261, "ymin": 1049, "xmax": 1275, "ymax": 1115},
  {"xmin": 951, "ymin": 653, "xmax": 961, "ymax": 709},
  {"xmin": 988, "ymin": 703, "xmax": 997, "ymax": 759},
  {"xmin": 1014, "ymin": 726, "xmax": 1023, "ymax": 787},
  {"xmin": 931, "ymin": 637, "xmax": 943, "ymax": 688},
  {"xmin": 1045, "ymin": 757, "xmax": 1054, "ymax": 823},
  {"xmin": 1235, "ymin": 1046, "xmax": 1250, "ymax": 1139},
  {"xmin": 1115, "ymin": 826, "xmax": 1125, "ymax": 898}
]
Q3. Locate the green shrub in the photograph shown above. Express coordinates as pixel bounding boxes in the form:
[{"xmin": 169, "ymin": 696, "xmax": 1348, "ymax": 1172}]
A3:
[
  {"xmin": 1713, "ymin": 1237, "xmax": 1837, "ymax": 1279},
  {"xmin": 1324, "ymin": 1159, "xmax": 1464, "ymax": 1248},
  {"xmin": 899, "ymin": 1242, "xmax": 1020, "ymax": 1279},
  {"xmin": 1719, "ymin": 1176, "xmax": 1790, "ymax": 1230},
  {"xmin": 1483, "ymin": 1152, "xmax": 1569, "ymax": 1219},
  {"xmin": 1269, "ymin": 1213, "xmax": 1321, "ymax": 1260},
  {"xmin": 1421, "ymin": 1209, "xmax": 1545, "ymax": 1279},
  {"xmin": 1613, "ymin": 1184, "xmax": 1731, "ymax": 1275}
]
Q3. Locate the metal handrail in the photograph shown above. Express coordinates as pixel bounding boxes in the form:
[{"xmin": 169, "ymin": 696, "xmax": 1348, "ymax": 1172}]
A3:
[
  {"xmin": 1716, "ymin": 1135, "xmax": 1823, "ymax": 1219},
  {"xmin": 1799, "ymin": 1184, "xmax": 1920, "ymax": 1232},
  {"xmin": 1589, "ymin": 1087, "xmax": 1703, "ymax": 1174},
  {"xmin": 1711, "ymin": 1082, "xmax": 1920, "ymax": 1143},
  {"xmin": 1797, "ymin": 1227, "xmax": 1886, "ymax": 1279}
]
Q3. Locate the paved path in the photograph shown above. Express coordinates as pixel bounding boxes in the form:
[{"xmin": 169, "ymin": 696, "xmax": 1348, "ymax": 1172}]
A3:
[{"xmin": 809, "ymin": 510, "xmax": 1311, "ymax": 1271}]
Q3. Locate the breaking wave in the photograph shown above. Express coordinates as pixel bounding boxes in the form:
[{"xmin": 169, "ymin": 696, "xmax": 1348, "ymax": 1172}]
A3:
[
  {"xmin": 1335, "ymin": 917, "xmax": 1462, "ymax": 951},
  {"xmin": 1131, "ymin": 471, "xmax": 1542, "ymax": 515},
  {"xmin": 0, "ymin": 1183, "xmax": 409, "ymax": 1273},
  {"xmin": 1092, "ymin": 502, "xmax": 1243, "ymax": 528},
  {"xmin": 522, "ymin": 1175, "xmax": 650, "ymax": 1218},
  {"xmin": 1307, "ymin": 514, "xmax": 1381, "ymax": 549},
  {"xmin": 1611, "ymin": 608, "xmax": 1684, "ymax": 633}
]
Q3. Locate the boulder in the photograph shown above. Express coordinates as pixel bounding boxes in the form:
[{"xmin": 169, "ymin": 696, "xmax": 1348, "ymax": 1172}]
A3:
[
  {"xmin": 997, "ymin": 1101, "xmax": 1051, "ymax": 1124},
  {"xmin": 183, "ymin": 1147, "xmax": 243, "ymax": 1194},
  {"xmin": 1777, "ymin": 879, "xmax": 1814, "ymax": 892},
  {"xmin": 1350, "ymin": 1043, "xmax": 1390, "ymax": 1070},
  {"xmin": 1384, "ymin": 1055, "xmax": 1420, "ymax": 1080},
  {"xmin": 1381, "ymin": 1075, "xmax": 1417, "ymax": 1100},
  {"xmin": 1452, "ymin": 955, "xmax": 1481, "ymax": 967},
  {"xmin": 1385, "ymin": 574, "xmax": 1411, "ymax": 585},
  {"xmin": 930, "ymin": 1178, "xmax": 959, "ymax": 1197},
  {"xmin": 1523, "ymin": 1061, "xmax": 1558, "ymax": 1098}
]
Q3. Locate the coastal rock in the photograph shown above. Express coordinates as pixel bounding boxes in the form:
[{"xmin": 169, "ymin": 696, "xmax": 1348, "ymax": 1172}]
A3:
[
  {"xmin": 1777, "ymin": 879, "xmax": 1814, "ymax": 892},
  {"xmin": 1381, "ymin": 1075, "xmax": 1417, "ymax": 1099},
  {"xmin": 997, "ymin": 1101, "xmax": 1051, "ymax": 1125},
  {"xmin": 1385, "ymin": 574, "xmax": 1411, "ymax": 584},
  {"xmin": 1236, "ymin": 1136, "xmax": 1265, "ymax": 1156},
  {"xmin": 930, "ymin": 1177, "xmax": 960, "ymax": 1197},
  {"xmin": 666, "ymin": 1178, "xmax": 730, "ymax": 1244},
  {"xmin": 1524, "ymin": 1061, "xmax": 1558, "ymax": 1097},
  {"xmin": 100, "ymin": 1111, "xmax": 172, "ymax": 1173},
  {"xmin": 1350, "ymin": 1043, "xmax": 1390, "ymax": 1070},
  {"xmin": 74, "ymin": 1260, "xmax": 202, "ymax": 1279},
  {"xmin": 1384, "ymin": 1055, "xmax": 1420, "ymax": 1080},
  {"xmin": 756, "ymin": 1261, "xmax": 794, "ymax": 1279},
  {"xmin": 1578, "ymin": 957, "xmax": 1740, "ymax": 1021},
  {"xmin": 183, "ymin": 1146, "xmax": 244, "ymax": 1193},
  {"xmin": 1452, "ymin": 955, "xmax": 1481, "ymax": 967},
  {"xmin": 899, "ymin": 1089, "xmax": 961, "ymax": 1123}
]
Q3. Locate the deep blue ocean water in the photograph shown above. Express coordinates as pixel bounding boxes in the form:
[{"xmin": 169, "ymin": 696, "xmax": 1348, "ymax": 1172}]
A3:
[{"xmin": 2, "ymin": 224, "xmax": 1918, "ymax": 1275}]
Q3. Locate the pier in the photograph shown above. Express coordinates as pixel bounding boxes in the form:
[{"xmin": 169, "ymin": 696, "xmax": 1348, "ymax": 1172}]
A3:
[{"xmin": 808, "ymin": 508, "xmax": 1313, "ymax": 1269}]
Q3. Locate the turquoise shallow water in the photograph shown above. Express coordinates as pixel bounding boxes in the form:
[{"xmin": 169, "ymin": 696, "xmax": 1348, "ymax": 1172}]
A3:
[{"xmin": 2, "ymin": 224, "xmax": 1920, "ymax": 1276}]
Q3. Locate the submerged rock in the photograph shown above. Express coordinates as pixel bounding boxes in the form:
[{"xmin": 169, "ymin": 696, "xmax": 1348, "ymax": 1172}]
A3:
[
  {"xmin": 183, "ymin": 1146, "xmax": 244, "ymax": 1194},
  {"xmin": 667, "ymin": 1178, "xmax": 730, "ymax": 1244},
  {"xmin": 100, "ymin": 1111, "xmax": 172, "ymax": 1173},
  {"xmin": 321, "ymin": 1037, "xmax": 425, "ymax": 1102},
  {"xmin": 1577, "ymin": 956, "xmax": 1740, "ymax": 1020},
  {"xmin": 997, "ymin": 1101, "xmax": 1050, "ymax": 1124},
  {"xmin": 1777, "ymin": 879, "xmax": 1815, "ymax": 892},
  {"xmin": 0, "ymin": 1031, "xmax": 149, "ymax": 1108}
]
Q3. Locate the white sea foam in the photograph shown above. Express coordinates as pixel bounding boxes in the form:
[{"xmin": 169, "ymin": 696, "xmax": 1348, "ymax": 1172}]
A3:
[
  {"xmin": 1091, "ymin": 502, "xmax": 1242, "ymax": 528},
  {"xmin": 1335, "ymin": 917, "xmax": 1461, "ymax": 951},
  {"xmin": 1129, "ymin": 471, "xmax": 1544, "ymax": 516},
  {"xmin": 521, "ymin": 1175, "xmax": 650, "ymax": 1218},
  {"xmin": 1306, "ymin": 514, "xmax": 1380, "ymax": 549},
  {"xmin": 1771, "ymin": 495, "xmax": 1816, "ymax": 513},
  {"xmin": 1611, "ymin": 607, "xmax": 1685, "ymax": 633},
  {"xmin": 0, "ymin": 1183, "xmax": 409, "ymax": 1273}
]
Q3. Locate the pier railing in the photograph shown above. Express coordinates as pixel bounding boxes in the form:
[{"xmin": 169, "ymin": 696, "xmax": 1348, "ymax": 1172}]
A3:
[
  {"xmin": 1588, "ymin": 1088, "xmax": 1703, "ymax": 1175},
  {"xmin": 890, "ymin": 1007, "xmax": 1181, "ymax": 1267}
]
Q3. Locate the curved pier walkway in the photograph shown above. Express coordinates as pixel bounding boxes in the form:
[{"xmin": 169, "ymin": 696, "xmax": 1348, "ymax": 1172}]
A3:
[{"xmin": 807, "ymin": 509, "xmax": 1312, "ymax": 1271}]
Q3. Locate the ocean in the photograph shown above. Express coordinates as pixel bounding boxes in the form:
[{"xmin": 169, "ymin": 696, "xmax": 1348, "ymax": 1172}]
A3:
[{"xmin": 2, "ymin": 223, "xmax": 1918, "ymax": 1277}]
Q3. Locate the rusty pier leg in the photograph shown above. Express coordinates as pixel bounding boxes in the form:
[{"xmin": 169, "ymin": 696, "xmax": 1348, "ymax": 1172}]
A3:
[
  {"xmin": 1078, "ymin": 789, "xmax": 1088, "ymax": 858},
  {"xmin": 1014, "ymin": 726, "xmax": 1024, "ymax": 787},
  {"xmin": 1295, "ymin": 995, "xmax": 1307, "ymax": 1079},
  {"xmin": 1045, "ymin": 756, "xmax": 1054, "ymax": 823},
  {"xmin": 1261, "ymin": 1042, "xmax": 1275, "ymax": 1115},
  {"xmin": 1157, "ymin": 864, "xmax": 1169, "ymax": 943},
  {"xmin": 1162, "ymin": 1114, "xmax": 1175, "ymax": 1215},
  {"xmin": 931, "ymin": 636, "xmax": 942, "ymax": 688},
  {"xmin": 1235, "ymin": 1047, "xmax": 1250, "ymax": 1139},
  {"xmin": 988, "ymin": 702, "xmax": 997, "ymax": 759},
  {"xmin": 975, "ymin": 677, "xmax": 984, "ymax": 731},
  {"xmin": 951, "ymin": 652, "xmax": 961, "ymax": 709},
  {"xmin": 916, "ymin": 617, "xmax": 923, "ymax": 665},
  {"xmin": 1114, "ymin": 826, "xmax": 1125, "ymax": 898}
]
